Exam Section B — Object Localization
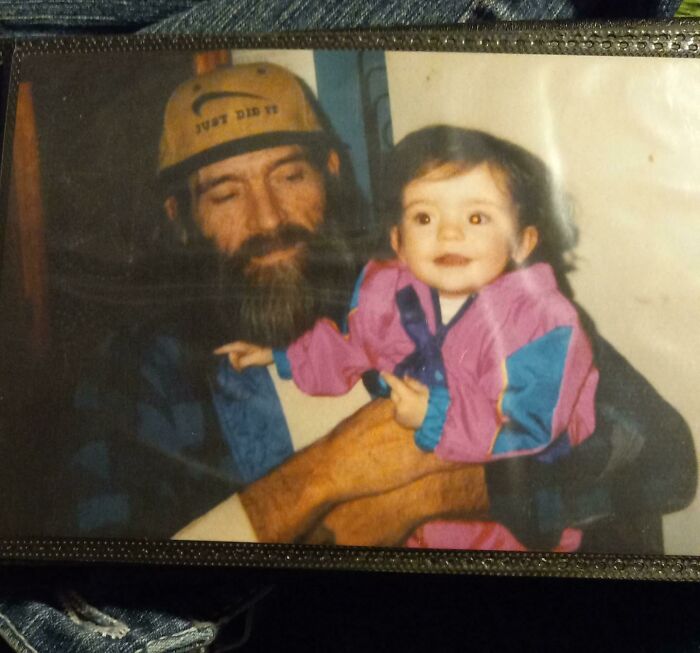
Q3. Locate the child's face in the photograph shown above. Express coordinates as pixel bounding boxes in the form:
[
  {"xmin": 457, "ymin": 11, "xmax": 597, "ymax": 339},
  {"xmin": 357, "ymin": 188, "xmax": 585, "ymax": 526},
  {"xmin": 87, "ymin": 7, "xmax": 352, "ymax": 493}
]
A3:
[{"xmin": 392, "ymin": 163, "xmax": 538, "ymax": 298}]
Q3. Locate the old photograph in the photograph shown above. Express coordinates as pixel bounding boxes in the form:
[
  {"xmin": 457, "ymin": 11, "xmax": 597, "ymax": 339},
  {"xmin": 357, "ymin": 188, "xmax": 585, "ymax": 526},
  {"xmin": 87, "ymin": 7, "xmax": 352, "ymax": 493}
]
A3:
[{"xmin": 1, "ymin": 45, "xmax": 698, "ymax": 555}]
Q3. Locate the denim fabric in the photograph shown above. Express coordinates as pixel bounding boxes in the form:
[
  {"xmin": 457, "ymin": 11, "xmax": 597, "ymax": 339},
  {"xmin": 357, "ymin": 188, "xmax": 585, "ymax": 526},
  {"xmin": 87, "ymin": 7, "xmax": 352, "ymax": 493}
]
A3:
[
  {"xmin": 0, "ymin": 0, "xmax": 686, "ymax": 651},
  {"xmin": 0, "ymin": 1, "xmax": 195, "ymax": 34},
  {"xmin": 0, "ymin": 569, "xmax": 270, "ymax": 652},
  {"xmin": 0, "ymin": 594, "xmax": 217, "ymax": 653},
  {"xmin": 0, "ymin": 0, "xmax": 684, "ymax": 36},
  {"xmin": 142, "ymin": 0, "xmax": 682, "ymax": 34}
]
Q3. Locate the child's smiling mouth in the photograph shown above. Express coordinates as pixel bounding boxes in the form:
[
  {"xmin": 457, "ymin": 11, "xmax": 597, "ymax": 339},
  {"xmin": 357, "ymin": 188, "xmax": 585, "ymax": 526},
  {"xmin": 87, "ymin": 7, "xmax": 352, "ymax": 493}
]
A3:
[{"xmin": 434, "ymin": 254, "xmax": 471, "ymax": 266}]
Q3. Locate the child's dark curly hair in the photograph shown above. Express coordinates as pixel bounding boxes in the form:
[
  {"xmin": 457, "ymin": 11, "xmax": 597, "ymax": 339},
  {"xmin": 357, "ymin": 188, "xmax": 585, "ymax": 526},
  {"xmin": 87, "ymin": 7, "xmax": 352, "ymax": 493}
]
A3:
[{"xmin": 380, "ymin": 125, "xmax": 578, "ymax": 298}]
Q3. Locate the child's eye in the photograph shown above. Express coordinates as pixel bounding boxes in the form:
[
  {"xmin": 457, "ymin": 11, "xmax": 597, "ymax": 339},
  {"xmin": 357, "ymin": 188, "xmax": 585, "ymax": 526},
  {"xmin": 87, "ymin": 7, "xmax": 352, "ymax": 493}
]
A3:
[
  {"xmin": 413, "ymin": 212, "xmax": 431, "ymax": 225},
  {"xmin": 468, "ymin": 213, "xmax": 487, "ymax": 225}
]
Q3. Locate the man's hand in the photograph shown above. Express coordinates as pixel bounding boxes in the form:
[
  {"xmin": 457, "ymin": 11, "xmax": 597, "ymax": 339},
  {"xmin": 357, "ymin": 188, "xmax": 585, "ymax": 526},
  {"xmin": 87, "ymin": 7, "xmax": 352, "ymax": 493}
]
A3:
[
  {"xmin": 215, "ymin": 341, "xmax": 273, "ymax": 371},
  {"xmin": 382, "ymin": 372, "xmax": 430, "ymax": 430},
  {"xmin": 303, "ymin": 465, "xmax": 490, "ymax": 547},
  {"xmin": 239, "ymin": 399, "xmax": 456, "ymax": 542}
]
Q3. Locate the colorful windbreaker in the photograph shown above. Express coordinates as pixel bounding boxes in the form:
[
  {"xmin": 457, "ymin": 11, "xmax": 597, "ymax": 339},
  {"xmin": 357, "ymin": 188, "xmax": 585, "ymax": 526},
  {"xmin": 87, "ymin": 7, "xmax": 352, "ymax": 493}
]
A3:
[{"xmin": 276, "ymin": 260, "xmax": 599, "ymax": 464}]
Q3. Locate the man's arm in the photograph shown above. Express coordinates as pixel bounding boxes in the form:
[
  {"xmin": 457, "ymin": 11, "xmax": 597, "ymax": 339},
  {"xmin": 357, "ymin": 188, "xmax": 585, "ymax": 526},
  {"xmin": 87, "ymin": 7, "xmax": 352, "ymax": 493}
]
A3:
[
  {"xmin": 302, "ymin": 465, "xmax": 489, "ymax": 547},
  {"xmin": 240, "ymin": 398, "xmax": 457, "ymax": 542},
  {"xmin": 174, "ymin": 399, "xmax": 457, "ymax": 542}
]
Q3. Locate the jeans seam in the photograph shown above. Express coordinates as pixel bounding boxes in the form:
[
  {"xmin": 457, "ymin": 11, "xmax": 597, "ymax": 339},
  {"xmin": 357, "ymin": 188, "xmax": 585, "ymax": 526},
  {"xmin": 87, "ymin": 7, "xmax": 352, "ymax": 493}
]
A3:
[
  {"xmin": 58, "ymin": 591, "xmax": 130, "ymax": 640},
  {"xmin": 136, "ymin": 624, "xmax": 217, "ymax": 653},
  {"xmin": 0, "ymin": 610, "xmax": 40, "ymax": 653}
]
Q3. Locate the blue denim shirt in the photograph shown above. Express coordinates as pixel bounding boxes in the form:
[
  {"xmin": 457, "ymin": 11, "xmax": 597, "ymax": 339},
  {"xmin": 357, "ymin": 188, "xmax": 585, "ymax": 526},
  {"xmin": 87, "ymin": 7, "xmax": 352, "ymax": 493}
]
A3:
[
  {"xmin": 0, "ymin": 1, "xmax": 686, "ymax": 651},
  {"xmin": 0, "ymin": 0, "xmax": 683, "ymax": 37}
]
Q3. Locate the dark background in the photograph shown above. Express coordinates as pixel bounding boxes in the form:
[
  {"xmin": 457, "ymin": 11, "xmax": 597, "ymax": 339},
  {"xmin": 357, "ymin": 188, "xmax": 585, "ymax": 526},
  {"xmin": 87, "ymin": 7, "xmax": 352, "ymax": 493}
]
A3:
[
  {"xmin": 0, "ymin": 52, "xmax": 198, "ymax": 535},
  {"xmin": 26, "ymin": 50, "xmax": 195, "ymax": 354}
]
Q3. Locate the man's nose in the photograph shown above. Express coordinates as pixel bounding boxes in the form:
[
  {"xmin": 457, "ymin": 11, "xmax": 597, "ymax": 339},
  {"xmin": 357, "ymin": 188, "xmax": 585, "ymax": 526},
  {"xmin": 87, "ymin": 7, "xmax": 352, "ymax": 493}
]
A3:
[{"xmin": 249, "ymin": 180, "xmax": 283, "ymax": 233}]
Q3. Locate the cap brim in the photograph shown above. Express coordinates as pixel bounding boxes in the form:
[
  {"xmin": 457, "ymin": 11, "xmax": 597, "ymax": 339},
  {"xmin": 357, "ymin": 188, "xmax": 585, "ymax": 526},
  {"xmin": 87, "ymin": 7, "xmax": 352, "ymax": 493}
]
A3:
[{"xmin": 158, "ymin": 130, "xmax": 330, "ymax": 192}]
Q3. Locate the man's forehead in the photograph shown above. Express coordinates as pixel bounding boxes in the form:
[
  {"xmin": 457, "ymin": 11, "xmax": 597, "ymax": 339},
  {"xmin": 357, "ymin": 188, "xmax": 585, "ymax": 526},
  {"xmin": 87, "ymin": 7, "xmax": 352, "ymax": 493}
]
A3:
[{"xmin": 196, "ymin": 144, "xmax": 310, "ymax": 181}]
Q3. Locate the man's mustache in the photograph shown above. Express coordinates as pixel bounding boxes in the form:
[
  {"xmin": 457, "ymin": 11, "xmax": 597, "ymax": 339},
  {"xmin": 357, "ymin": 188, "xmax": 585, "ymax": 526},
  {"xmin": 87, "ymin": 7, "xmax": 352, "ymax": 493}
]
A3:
[{"xmin": 232, "ymin": 225, "xmax": 314, "ymax": 270}]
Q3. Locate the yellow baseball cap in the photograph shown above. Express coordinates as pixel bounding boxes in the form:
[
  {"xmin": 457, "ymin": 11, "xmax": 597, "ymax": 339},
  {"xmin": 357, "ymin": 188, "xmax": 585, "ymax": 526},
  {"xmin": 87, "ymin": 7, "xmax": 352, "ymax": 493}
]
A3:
[{"xmin": 158, "ymin": 62, "xmax": 326, "ymax": 185}]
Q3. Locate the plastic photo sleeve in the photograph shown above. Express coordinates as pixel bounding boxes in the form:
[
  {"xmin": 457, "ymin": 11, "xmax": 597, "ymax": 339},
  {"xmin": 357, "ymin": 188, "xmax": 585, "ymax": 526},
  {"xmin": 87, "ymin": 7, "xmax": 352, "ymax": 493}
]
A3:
[{"xmin": 1, "ymin": 25, "xmax": 699, "ymax": 578}]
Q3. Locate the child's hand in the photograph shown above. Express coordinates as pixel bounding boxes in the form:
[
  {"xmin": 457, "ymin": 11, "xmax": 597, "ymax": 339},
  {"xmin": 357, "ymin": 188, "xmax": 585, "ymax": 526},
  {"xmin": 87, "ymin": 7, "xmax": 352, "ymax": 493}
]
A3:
[
  {"xmin": 214, "ymin": 341, "xmax": 274, "ymax": 371},
  {"xmin": 381, "ymin": 372, "xmax": 430, "ymax": 430}
]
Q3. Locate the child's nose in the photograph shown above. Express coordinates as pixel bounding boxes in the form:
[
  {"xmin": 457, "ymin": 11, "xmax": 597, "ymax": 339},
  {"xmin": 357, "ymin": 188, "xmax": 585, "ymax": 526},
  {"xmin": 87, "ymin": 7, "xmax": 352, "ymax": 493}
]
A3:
[{"xmin": 437, "ymin": 219, "xmax": 464, "ymax": 241}]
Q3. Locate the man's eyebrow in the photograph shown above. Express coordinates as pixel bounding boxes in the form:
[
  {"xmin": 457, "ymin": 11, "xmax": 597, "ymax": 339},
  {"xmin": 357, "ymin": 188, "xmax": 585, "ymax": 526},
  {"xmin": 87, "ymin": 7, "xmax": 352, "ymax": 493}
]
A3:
[
  {"xmin": 197, "ymin": 174, "xmax": 243, "ymax": 194},
  {"xmin": 268, "ymin": 152, "xmax": 312, "ymax": 169},
  {"xmin": 196, "ymin": 152, "xmax": 312, "ymax": 194}
]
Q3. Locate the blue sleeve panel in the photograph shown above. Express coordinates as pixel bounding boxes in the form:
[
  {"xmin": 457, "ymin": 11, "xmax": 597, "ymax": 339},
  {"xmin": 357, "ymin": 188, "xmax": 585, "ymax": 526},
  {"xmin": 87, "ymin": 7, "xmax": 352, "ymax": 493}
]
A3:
[
  {"xmin": 492, "ymin": 326, "xmax": 573, "ymax": 456},
  {"xmin": 341, "ymin": 264, "xmax": 369, "ymax": 334},
  {"xmin": 212, "ymin": 360, "xmax": 294, "ymax": 485},
  {"xmin": 273, "ymin": 348, "xmax": 293, "ymax": 380},
  {"xmin": 414, "ymin": 385, "xmax": 451, "ymax": 452}
]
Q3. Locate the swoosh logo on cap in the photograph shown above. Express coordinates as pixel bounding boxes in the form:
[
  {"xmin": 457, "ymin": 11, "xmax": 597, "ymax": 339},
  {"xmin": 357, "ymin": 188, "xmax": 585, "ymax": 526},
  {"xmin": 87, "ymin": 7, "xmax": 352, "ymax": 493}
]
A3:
[{"xmin": 192, "ymin": 91, "xmax": 268, "ymax": 116}]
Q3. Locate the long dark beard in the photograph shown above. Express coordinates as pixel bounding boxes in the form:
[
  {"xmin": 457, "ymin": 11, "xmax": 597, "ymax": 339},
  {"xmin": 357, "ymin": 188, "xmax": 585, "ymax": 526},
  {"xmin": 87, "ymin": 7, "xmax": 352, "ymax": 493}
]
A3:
[{"xmin": 215, "ymin": 224, "xmax": 356, "ymax": 348}]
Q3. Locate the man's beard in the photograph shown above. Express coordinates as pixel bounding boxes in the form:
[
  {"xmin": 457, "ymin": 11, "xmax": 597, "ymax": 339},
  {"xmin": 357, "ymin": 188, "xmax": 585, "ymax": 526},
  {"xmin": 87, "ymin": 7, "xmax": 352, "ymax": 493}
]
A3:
[{"xmin": 214, "ymin": 224, "xmax": 356, "ymax": 349}]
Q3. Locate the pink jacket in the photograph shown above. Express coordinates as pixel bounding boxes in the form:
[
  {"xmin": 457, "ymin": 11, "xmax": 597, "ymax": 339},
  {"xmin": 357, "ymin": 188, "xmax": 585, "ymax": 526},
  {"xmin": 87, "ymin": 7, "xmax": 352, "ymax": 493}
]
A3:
[{"xmin": 278, "ymin": 259, "xmax": 598, "ymax": 465}]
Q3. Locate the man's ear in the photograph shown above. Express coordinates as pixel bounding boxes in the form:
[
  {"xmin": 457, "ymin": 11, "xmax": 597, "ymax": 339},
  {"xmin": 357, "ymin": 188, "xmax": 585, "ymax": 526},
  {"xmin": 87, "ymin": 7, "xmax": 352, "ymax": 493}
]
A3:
[
  {"xmin": 164, "ymin": 196, "xmax": 179, "ymax": 222},
  {"xmin": 390, "ymin": 226, "xmax": 403, "ymax": 259},
  {"xmin": 513, "ymin": 225, "xmax": 539, "ymax": 264},
  {"xmin": 326, "ymin": 149, "xmax": 341, "ymax": 177}
]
